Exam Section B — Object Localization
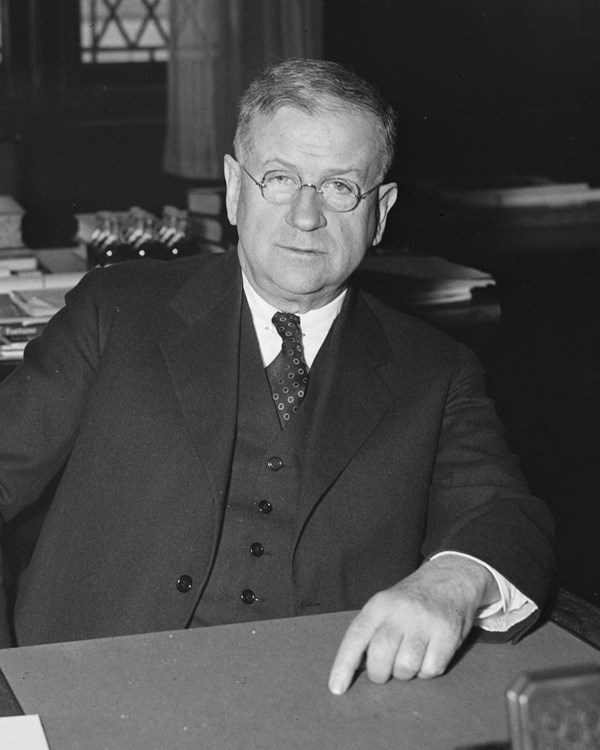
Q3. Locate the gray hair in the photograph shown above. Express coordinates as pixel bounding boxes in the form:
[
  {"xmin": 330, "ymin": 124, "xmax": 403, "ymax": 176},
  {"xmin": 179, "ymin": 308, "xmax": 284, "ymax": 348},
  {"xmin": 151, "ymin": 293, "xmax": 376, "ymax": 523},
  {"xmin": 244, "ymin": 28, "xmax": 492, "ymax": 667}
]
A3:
[{"xmin": 233, "ymin": 58, "xmax": 397, "ymax": 181}]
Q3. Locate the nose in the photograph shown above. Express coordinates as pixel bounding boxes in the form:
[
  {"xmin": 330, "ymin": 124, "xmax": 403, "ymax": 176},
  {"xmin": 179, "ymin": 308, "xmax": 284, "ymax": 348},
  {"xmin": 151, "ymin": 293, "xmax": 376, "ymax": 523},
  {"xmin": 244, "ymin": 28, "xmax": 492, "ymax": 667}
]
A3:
[{"xmin": 285, "ymin": 184, "xmax": 327, "ymax": 231}]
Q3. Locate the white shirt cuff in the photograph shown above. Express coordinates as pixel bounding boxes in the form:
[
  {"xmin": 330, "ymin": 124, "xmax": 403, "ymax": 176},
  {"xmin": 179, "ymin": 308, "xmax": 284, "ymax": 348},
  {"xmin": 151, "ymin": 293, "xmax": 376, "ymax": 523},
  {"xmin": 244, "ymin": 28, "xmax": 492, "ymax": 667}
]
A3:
[{"xmin": 431, "ymin": 551, "xmax": 538, "ymax": 632}]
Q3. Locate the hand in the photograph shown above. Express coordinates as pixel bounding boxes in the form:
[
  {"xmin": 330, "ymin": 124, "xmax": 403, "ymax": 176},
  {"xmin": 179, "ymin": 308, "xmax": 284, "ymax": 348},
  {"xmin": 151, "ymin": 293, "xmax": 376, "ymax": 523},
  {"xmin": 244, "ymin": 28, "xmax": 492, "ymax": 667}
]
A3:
[{"xmin": 328, "ymin": 555, "xmax": 499, "ymax": 695}]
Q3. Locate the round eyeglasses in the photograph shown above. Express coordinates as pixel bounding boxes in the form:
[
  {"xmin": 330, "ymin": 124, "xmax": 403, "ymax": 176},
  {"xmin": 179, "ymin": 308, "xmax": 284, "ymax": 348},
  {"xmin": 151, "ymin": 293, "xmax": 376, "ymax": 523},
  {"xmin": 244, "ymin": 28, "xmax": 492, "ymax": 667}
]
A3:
[{"xmin": 240, "ymin": 164, "xmax": 380, "ymax": 213}]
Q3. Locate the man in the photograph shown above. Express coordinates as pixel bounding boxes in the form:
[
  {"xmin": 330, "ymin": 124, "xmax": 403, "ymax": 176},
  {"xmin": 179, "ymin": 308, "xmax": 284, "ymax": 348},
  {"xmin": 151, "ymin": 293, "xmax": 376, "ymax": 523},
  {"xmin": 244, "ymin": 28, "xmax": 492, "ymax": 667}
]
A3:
[{"xmin": 0, "ymin": 59, "xmax": 554, "ymax": 696}]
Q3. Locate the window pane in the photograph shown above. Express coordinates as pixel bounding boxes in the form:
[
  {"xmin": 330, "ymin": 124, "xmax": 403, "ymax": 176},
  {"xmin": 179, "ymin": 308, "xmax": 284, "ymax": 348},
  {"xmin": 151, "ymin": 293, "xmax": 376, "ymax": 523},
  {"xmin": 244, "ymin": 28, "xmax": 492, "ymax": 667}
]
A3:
[{"xmin": 79, "ymin": 0, "xmax": 170, "ymax": 64}]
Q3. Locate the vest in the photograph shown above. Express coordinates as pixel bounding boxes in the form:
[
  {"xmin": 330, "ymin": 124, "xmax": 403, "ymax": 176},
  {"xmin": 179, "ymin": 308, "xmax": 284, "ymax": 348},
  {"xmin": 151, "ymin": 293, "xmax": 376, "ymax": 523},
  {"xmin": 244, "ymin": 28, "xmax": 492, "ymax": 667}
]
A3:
[{"xmin": 191, "ymin": 299, "xmax": 320, "ymax": 626}]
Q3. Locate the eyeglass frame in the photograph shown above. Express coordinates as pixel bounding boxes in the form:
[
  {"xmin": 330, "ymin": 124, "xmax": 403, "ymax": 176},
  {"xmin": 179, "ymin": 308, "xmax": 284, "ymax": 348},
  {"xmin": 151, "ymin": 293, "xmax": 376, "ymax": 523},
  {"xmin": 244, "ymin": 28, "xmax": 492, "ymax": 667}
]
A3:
[{"xmin": 239, "ymin": 163, "xmax": 381, "ymax": 213}]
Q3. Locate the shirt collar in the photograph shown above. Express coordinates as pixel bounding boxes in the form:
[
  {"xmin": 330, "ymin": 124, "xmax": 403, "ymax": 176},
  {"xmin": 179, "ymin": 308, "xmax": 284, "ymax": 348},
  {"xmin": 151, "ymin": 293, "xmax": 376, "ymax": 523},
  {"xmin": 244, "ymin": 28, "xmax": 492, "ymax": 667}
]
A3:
[{"xmin": 241, "ymin": 271, "xmax": 347, "ymax": 367}]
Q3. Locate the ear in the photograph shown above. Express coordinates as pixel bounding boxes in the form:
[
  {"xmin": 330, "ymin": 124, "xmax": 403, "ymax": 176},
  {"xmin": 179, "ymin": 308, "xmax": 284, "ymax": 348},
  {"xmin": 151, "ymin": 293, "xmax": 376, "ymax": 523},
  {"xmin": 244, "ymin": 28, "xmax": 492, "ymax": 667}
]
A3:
[
  {"xmin": 372, "ymin": 182, "xmax": 398, "ymax": 247},
  {"xmin": 223, "ymin": 155, "xmax": 242, "ymax": 226}
]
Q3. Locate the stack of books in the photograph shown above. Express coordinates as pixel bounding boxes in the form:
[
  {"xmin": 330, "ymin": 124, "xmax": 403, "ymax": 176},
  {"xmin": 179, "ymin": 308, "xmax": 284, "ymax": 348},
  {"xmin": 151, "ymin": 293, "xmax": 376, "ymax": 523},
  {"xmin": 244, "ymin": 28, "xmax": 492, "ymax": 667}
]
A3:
[
  {"xmin": 0, "ymin": 248, "xmax": 38, "ymax": 276},
  {"xmin": 0, "ymin": 199, "xmax": 87, "ymax": 360},
  {"xmin": 0, "ymin": 285, "xmax": 74, "ymax": 360},
  {"xmin": 0, "ymin": 247, "xmax": 46, "ymax": 295},
  {"xmin": 0, "ymin": 257, "xmax": 84, "ymax": 360},
  {"xmin": 186, "ymin": 186, "xmax": 237, "ymax": 254},
  {"xmin": 0, "ymin": 293, "xmax": 51, "ymax": 360}
]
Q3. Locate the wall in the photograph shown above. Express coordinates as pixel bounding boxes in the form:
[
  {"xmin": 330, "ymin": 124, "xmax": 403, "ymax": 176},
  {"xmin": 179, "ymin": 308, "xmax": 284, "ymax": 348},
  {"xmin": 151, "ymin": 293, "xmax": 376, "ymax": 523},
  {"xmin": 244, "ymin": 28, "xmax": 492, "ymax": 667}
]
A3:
[
  {"xmin": 8, "ymin": 0, "xmax": 600, "ymax": 248},
  {"xmin": 324, "ymin": 0, "xmax": 600, "ymax": 186},
  {"xmin": 326, "ymin": 0, "xmax": 600, "ymax": 606}
]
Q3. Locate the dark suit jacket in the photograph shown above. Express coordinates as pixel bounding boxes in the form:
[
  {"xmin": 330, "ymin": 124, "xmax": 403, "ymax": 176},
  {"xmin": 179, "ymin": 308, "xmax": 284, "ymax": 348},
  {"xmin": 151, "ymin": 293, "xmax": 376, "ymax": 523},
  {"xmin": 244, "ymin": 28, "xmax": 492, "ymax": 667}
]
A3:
[{"xmin": 0, "ymin": 250, "xmax": 554, "ymax": 646}]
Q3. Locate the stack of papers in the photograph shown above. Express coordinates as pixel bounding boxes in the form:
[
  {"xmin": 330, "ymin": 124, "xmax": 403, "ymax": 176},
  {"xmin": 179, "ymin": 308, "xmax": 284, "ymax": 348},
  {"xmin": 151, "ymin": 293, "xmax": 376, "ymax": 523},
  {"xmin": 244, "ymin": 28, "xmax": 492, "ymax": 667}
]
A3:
[
  {"xmin": 359, "ymin": 254, "xmax": 495, "ymax": 306},
  {"xmin": 0, "ymin": 250, "xmax": 85, "ymax": 361},
  {"xmin": 0, "ymin": 248, "xmax": 38, "ymax": 276},
  {"xmin": 0, "ymin": 286, "xmax": 72, "ymax": 360},
  {"xmin": 0, "ymin": 715, "xmax": 51, "ymax": 750},
  {"xmin": 441, "ymin": 182, "xmax": 600, "ymax": 208},
  {"xmin": 8, "ymin": 287, "xmax": 69, "ymax": 318}
]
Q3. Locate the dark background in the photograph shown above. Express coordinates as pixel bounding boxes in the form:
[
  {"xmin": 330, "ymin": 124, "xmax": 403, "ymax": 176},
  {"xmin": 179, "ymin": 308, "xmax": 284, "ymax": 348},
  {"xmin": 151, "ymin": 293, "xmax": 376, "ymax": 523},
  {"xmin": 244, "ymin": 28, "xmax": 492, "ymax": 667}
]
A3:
[
  {"xmin": 2, "ymin": 0, "xmax": 600, "ymax": 249},
  {"xmin": 1, "ymin": 0, "xmax": 599, "ymax": 607}
]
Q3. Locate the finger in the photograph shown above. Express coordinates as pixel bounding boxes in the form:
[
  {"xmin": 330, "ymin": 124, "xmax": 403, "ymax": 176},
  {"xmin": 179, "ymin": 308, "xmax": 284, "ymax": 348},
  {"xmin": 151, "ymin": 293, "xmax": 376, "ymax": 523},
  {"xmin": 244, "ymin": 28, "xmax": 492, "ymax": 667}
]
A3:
[
  {"xmin": 328, "ymin": 613, "xmax": 376, "ymax": 695},
  {"xmin": 392, "ymin": 633, "xmax": 428, "ymax": 680},
  {"xmin": 365, "ymin": 625, "xmax": 403, "ymax": 684},
  {"xmin": 417, "ymin": 627, "xmax": 462, "ymax": 679}
]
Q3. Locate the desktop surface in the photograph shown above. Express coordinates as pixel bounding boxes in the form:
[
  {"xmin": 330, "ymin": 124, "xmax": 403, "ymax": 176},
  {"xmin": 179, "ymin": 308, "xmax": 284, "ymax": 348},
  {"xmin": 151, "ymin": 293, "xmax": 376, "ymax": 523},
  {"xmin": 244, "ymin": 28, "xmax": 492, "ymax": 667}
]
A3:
[{"xmin": 0, "ymin": 611, "xmax": 599, "ymax": 750}]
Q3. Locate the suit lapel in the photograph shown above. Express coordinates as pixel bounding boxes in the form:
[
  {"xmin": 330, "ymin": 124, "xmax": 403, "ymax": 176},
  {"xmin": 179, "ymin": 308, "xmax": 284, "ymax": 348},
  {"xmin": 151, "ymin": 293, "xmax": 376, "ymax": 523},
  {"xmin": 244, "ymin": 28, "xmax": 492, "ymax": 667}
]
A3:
[
  {"xmin": 157, "ymin": 252, "xmax": 242, "ymax": 503},
  {"xmin": 153, "ymin": 259, "xmax": 404, "ymax": 537},
  {"xmin": 295, "ymin": 288, "xmax": 396, "ymax": 529}
]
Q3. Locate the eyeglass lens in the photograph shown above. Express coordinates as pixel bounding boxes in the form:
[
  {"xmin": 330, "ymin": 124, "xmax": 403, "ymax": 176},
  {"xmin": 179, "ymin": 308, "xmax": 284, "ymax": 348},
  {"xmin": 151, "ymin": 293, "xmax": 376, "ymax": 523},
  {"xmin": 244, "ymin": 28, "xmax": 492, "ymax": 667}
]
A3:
[{"xmin": 262, "ymin": 171, "xmax": 361, "ymax": 212}]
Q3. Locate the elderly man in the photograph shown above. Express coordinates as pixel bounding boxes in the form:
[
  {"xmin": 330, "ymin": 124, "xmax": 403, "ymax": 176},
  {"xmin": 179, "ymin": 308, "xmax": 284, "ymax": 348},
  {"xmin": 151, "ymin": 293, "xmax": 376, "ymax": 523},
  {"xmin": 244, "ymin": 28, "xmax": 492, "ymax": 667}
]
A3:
[{"xmin": 0, "ymin": 59, "xmax": 553, "ymax": 696}]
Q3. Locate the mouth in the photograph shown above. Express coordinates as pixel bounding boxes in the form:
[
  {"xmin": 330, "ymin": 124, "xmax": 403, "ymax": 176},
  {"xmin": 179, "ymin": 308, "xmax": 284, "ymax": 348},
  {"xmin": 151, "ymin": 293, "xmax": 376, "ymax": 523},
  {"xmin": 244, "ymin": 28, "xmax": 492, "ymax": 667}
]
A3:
[{"xmin": 278, "ymin": 244, "xmax": 322, "ymax": 255}]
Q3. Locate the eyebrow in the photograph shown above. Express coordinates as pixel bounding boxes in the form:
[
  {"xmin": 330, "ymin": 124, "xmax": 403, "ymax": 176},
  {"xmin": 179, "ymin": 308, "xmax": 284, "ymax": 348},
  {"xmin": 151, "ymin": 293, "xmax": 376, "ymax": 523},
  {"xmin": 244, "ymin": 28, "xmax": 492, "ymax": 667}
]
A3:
[{"xmin": 259, "ymin": 157, "xmax": 367, "ymax": 182}]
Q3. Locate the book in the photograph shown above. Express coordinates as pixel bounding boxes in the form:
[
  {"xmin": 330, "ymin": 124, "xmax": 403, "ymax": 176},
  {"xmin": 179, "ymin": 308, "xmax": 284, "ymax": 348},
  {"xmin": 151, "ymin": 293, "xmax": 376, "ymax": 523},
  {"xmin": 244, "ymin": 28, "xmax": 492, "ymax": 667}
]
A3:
[
  {"xmin": 0, "ymin": 293, "xmax": 48, "ymax": 322},
  {"xmin": 0, "ymin": 319, "xmax": 48, "ymax": 342},
  {"xmin": 9, "ymin": 287, "xmax": 71, "ymax": 318},
  {"xmin": 442, "ymin": 182, "xmax": 597, "ymax": 208},
  {"xmin": 0, "ymin": 294, "xmax": 50, "ymax": 360},
  {"xmin": 187, "ymin": 186, "xmax": 225, "ymax": 216},
  {"xmin": 0, "ymin": 248, "xmax": 38, "ymax": 272},
  {"xmin": 187, "ymin": 215, "xmax": 223, "ymax": 243},
  {"xmin": 0, "ymin": 271, "xmax": 84, "ymax": 295},
  {"xmin": 34, "ymin": 247, "xmax": 88, "ymax": 275},
  {"xmin": 0, "ymin": 341, "xmax": 28, "ymax": 360}
]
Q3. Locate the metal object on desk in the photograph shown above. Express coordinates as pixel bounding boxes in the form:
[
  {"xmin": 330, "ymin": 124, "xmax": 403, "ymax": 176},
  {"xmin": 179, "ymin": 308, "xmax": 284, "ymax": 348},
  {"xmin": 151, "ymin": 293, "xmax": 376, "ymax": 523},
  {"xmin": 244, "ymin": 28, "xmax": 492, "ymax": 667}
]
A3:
[
  {"xmin": 551, "ymin": 588, "xmax": 600, "ymax": 651},
  {"xmin": 506, "ymin": 664, "xmax": 600, "ymax": 749}
]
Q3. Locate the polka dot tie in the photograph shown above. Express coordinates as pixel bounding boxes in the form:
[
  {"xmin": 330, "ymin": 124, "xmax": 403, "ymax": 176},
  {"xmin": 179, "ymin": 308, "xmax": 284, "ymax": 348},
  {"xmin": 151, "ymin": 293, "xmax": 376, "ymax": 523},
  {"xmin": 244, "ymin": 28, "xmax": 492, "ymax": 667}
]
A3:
[{"xmin": 266, "ymin": 311, "xmax": 309, "ymax": 426}]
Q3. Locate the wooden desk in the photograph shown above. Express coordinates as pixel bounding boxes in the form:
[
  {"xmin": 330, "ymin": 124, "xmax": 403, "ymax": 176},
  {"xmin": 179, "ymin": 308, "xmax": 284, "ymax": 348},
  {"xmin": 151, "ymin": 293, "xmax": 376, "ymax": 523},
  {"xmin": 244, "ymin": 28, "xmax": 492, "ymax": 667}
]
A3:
[{"xmin": 0, "ymin": 611, "xmax": 599, "ymax": 750}]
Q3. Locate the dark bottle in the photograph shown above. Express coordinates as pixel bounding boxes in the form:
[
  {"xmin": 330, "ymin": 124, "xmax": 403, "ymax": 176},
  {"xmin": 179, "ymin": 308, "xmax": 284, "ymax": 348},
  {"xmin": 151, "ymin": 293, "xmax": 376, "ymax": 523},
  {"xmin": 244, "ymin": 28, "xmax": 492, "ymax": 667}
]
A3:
[
  {"xmin": 88, "ymin": 212, "xmax": 112, "ymax": 267},
  {"xmin": 164, "ymin": 209, "xmax": 199, "ymax": 259},
  {"xmin": 93, "ymin": 215, "xmax": 132, "ymax": 267},
  {"xmin": 129, "ymin": 211, "xmax": 170, "ymax": 260}
]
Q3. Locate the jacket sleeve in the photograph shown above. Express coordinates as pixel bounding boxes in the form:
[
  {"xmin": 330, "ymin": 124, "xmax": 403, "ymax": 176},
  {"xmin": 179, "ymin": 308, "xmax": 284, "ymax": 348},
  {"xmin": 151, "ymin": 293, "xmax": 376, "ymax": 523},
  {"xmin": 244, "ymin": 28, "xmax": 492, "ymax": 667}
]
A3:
[
  {"xmin": 0, "ymin": 270, "xmax": 106, "ymax": 643},
  {"xmin": 422, "ymin": 342, "xmax": 556, "ymax": 625}
]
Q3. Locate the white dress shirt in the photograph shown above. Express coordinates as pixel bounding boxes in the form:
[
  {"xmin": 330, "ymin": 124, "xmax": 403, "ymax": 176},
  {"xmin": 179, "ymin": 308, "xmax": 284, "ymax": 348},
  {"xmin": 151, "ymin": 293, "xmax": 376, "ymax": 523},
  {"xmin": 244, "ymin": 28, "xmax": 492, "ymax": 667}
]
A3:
[{"xmin": 242, "ymin": 272, "xmax": 536, "ymax": 632}]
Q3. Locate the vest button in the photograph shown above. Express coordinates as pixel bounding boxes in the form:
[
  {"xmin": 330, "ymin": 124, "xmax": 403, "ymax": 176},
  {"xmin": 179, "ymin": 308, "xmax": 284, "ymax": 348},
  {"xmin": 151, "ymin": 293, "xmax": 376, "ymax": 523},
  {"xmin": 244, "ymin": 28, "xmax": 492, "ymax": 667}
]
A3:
[
  {"xmin": 250, "ymin": 542, "xmax": 264, "ymax": 557},
  {"xmin": 176, "ymin": 574, "xmax": 193, "ymax": 593},
  {"xmin": 258, "ymin": 500, "xmax": 273, "ymax": 514},
  {"xmin": 267, "ymin": 456, "xmax": 283, "ymax": 471},
  {"xmin": 241, "ymin": 589, "xmax": 256, "ymax": 604}
]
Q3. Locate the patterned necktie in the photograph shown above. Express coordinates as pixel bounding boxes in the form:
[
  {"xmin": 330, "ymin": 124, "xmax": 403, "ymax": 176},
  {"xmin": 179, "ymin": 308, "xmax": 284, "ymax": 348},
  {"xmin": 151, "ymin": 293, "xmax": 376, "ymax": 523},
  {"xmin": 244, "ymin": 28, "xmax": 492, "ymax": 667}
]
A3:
[{"xmin": 266, "ymin": 311, "xmax": 309, "ymax": 426}]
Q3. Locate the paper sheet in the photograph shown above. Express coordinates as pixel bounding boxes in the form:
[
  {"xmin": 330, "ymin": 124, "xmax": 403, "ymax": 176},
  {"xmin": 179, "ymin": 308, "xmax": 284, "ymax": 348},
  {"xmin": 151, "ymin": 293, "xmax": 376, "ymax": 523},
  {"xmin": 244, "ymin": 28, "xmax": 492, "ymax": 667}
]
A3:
[{"xmin": 0, "ymin": 715, "xmax": 51, "ymax": 750}]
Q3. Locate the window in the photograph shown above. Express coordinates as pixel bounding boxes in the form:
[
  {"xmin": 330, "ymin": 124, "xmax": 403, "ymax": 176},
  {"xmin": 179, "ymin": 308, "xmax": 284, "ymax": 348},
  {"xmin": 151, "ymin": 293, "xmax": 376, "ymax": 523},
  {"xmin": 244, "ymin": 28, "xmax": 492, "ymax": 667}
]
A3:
[
  {"xmin": 0, "ymin": 0, "xmax": 170, "ymax": 97},
  {"xmin": 79, "ymin": 0, "xmax": 170, "ymax": 65}
]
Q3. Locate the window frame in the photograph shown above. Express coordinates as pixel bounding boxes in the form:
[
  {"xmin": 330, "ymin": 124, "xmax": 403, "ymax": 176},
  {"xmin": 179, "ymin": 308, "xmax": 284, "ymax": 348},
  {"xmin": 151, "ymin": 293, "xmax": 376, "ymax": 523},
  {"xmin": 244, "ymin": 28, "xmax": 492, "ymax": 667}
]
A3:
[
  {"xmin": 66, "ymin": 0, "xmax": 169, "ymax": 88},
  {"xmin": 0, "ymin": 0, "xmax": 168, "ymax": 109},
  {"xmin": 79, "ymin": 0, "xmax": 170, "ymax": 66}
]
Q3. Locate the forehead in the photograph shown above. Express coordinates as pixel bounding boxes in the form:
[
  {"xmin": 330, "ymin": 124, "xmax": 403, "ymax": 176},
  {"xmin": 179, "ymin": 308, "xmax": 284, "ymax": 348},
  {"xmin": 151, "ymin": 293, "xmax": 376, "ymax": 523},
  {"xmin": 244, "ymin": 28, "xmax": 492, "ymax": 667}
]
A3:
[{"xmin": 245, "ymin": 105, "xmax": 381, "ymax": 176}]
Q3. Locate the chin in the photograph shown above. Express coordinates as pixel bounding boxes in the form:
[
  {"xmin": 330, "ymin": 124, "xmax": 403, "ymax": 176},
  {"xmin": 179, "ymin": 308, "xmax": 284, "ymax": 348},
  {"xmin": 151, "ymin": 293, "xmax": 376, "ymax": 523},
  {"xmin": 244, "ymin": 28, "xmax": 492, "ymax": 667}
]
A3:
[{"xmin": 274, "ymin": 271, "xmax": 326, "ymax": 295}]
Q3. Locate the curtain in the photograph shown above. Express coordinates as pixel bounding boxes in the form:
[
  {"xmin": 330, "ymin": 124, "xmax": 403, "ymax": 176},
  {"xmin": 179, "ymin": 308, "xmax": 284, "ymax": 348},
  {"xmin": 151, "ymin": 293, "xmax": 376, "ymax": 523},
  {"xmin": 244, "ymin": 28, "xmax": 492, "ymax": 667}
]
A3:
[{"xmin": 163, "ymin": 0, "xmax": 323, "ymax": 179}]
